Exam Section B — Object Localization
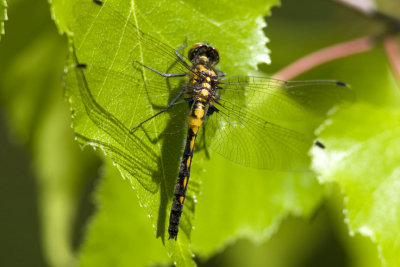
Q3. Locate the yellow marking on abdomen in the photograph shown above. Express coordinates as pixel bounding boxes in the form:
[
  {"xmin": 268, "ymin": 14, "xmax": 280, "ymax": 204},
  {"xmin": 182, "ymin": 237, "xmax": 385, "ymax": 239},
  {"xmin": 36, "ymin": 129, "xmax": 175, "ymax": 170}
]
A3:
[
  {"xmin": 183, "ymin": 177, "xmax": 188, "ymax": 188},
  {"xmin": 189, "ymin": 136, "xmax": 195, "ymax": 150},
  {"xmin": 179, "ymin": 196, "xmax": 185, "ymax": 204},
  {"xmin": 186, "ymin": 156, "xmax": 191, "ymax": 168},
  {"xmin": 202, "ymin": 83, "xmax": 211, "ymax": 90},
  {"xmin": 188, "ymin": 116, "xmax": 202, "ymax": 126},
  {"xmin": 188, "ymin": 116, "xmax": 203, "ymax": 134},
  {"xmin": 194, "ymin": 108, "xmax": 205, "ymax": 118}
]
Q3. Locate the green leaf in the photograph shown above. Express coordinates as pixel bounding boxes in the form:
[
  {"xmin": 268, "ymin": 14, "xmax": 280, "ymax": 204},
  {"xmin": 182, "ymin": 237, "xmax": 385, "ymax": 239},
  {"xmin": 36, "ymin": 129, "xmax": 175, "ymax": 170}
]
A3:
[
  {"xmin": 264, "ymin": 1, "xmax": 400, "ymax": 264},
  {"xmin": 0, "ymin": 1, "xmax": 98, "ymax": 266},
  {"xmin": 51, "ymin": 0, "xmax": 354, "ymax": 265},
  {"xmin": 0, "ymin": 0, "xmax": 7, "ymax": 39},
  {"xmin": 192, "ymin": 152, "xmax": 324, "ymax": 257},
  {"xmin": 79, "ymin": 160, "xmax": 169, "ymax": 267},
  {"xmin": 311, "ymin": 103, "xmax": 400, "ymax": 267}
]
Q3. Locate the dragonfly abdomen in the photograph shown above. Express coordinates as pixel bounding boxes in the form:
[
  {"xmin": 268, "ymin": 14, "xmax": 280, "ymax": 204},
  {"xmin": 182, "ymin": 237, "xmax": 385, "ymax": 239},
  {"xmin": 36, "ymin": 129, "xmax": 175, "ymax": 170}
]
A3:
[{"xmin": 168, "ymin": 100, "xmax": 206, "ymax": 240}]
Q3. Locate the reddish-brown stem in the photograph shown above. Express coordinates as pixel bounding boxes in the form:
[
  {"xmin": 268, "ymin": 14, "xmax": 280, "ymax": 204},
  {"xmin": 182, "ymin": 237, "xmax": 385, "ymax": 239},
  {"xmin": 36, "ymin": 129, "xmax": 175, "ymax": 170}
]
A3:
[
  {"xmin": 383, "ymin": 35, "xmax": 400, "ymax": 86},
  {"xmin": 333, "ymin": 0, "xmax": 376, "ymax": 16},
  {"xmin": 274, "ymin": 36, "xmax": 376, "ymax": 80}
]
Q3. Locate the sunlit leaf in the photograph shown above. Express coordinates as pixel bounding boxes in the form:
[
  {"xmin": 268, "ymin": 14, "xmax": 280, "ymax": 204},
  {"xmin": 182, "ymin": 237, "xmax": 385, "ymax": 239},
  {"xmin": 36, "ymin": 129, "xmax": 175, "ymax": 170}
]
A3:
[
  {"xmin": 312, "ymin": 103, "xmax": 400, "ymax": 267},
  {"xmin": 79, "ymin": 160, "xmax": 169, "ymax": 267},
  {"xmin": 51, "ymin": 0, "xmax": 355, "ymax": 265}
]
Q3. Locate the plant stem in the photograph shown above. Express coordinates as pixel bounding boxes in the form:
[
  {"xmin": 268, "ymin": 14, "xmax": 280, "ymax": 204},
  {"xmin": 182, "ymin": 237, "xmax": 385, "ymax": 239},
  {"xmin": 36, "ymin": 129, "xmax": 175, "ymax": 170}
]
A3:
[
  {"xmin": 274, "ymin": 36, "xmax": 376, "ymax": 80},
  {"xmin": 383, "ymin": 35, "xmax": 400, "ymax": 87}
]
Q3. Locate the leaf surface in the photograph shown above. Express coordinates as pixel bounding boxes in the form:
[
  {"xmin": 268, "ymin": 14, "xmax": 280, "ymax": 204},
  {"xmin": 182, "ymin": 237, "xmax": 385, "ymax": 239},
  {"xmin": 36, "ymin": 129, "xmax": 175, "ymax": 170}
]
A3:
[
  {"xmin": 48, "ymin": 0, "xmax": 348, "ymax": 265},
  {"xmin": 312, "ymin": 103, "xmax": 400, "ymax": 267}
]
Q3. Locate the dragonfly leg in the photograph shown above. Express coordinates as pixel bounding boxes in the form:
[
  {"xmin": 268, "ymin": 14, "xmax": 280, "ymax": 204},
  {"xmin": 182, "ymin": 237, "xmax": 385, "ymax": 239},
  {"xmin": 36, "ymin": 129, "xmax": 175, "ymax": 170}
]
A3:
[
  {"xmin": 133, "ymin": 60, "xmax": 186, "ymax": 78},
  {"xmin": 217, "ymin": 70, "xmax": 226, "ymax": 77},
  {"xmin": 129, "ymin": 87, "xmax": 187, "ymax": 133},
  {"xmin": 200, "ymin": 123, "xmax": 211, "ymax": 159},
  {"xmin": 174, "ymin": 45, "xmax": 191, "ymax": 69}
]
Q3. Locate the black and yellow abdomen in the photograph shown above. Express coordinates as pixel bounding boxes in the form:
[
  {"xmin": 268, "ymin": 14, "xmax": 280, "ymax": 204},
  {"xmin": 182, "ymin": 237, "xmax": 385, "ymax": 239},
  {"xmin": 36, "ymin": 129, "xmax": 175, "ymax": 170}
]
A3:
[
  {"xmin": 168, "ymin": 100, "xmax": 206, "ymax": 240},
  {"xmin": 168, "ymin": 43, "xmax": 219, "ymax": 240}
]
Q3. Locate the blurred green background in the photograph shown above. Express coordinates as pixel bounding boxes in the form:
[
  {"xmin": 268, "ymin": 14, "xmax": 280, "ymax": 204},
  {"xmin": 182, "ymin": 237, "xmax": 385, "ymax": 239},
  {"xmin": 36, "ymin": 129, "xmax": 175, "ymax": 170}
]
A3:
[{"xmin": 0, "ymin": 0, "xmax": 398, "ymax": 266}]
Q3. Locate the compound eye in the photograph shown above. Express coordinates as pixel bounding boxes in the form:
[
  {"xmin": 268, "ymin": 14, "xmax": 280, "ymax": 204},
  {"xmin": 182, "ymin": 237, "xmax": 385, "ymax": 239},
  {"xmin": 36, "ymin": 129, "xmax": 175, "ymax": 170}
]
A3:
[
  {"xmin": 188, "ymin": 43, "xmax": 206, "ymax": 62},
  {"xmin": 188, "ymin": 43, "xmax": 220, "ymax": 65},
  {"xmin": 207, "ymin": 47, "xmax": 219, "ymax": 65}
]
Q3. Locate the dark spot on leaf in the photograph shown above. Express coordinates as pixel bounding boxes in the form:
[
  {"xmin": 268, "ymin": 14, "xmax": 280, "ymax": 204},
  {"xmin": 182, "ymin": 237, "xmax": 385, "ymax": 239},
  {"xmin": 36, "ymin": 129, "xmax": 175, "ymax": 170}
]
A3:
[
  {"xmin": 336, "ymin": 81, "xmax": 347, "ymax": 87},
  {"xmin": 76, "ymin": 63, "xmax": 87, "ymax": 69},
  {"xmin": 315, "ymin": 140, "xmax": 325, "ymax": 149},
  {"xmin": 93, "ymin": 0, "xmax": 103, "ymax": 6}
]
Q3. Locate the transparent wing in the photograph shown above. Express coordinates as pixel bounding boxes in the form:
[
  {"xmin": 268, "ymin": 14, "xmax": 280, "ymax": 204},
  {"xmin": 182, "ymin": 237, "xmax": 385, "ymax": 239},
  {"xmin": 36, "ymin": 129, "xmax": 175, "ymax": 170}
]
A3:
[
  {"xmin": 75, "ymin": 133, "xmax": 159, "ymax": 193},
  {"xmin": 205, "ymin": 99, "xmax": 312, "ymax": 170},
  {"xmin": 65, "ymin": 56, "xmax": 189, "ymax": 161},
  {"xmin": 218, "ymin": 76, "xmax": 354, "ymax": 122},
  {"xmin": 71, "ymin": 1, "xmax": 194, "ymax": 137},
  {"xmin": 73, "ymin": 0, "xmax": 190, "ymax": 75},
  {"xmin": 64, "ymin": 59, "xmax": 165, "ymax": 191},
  {"xmin": 80, "ymin": 64, "xmax": 189, "ymax": 130},
  {"xmin": 205, "ymin": 76, "xmax": 354, "ymax": 170}
]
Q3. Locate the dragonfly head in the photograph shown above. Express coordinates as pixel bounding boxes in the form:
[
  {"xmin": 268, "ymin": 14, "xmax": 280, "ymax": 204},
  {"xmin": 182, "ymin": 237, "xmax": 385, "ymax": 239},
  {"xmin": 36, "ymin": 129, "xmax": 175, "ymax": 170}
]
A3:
[{"xmin": 188, "ymin": 42, "xmax": 220, "ymax": 67}]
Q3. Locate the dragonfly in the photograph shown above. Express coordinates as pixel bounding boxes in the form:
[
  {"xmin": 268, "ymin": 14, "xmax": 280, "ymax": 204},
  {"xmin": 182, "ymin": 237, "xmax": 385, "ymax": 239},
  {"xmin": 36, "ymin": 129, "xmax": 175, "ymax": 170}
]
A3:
[{"xmin": 68, "ymin": 0, "xmax": 354, "ymax": 240}]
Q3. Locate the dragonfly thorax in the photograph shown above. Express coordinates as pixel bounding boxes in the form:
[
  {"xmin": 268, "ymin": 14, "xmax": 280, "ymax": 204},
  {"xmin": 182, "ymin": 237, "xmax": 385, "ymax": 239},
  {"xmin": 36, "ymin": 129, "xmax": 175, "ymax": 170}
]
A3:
[{"xmin": 189, "ymin": 64, "xmax": 218, "ymax": 103}]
